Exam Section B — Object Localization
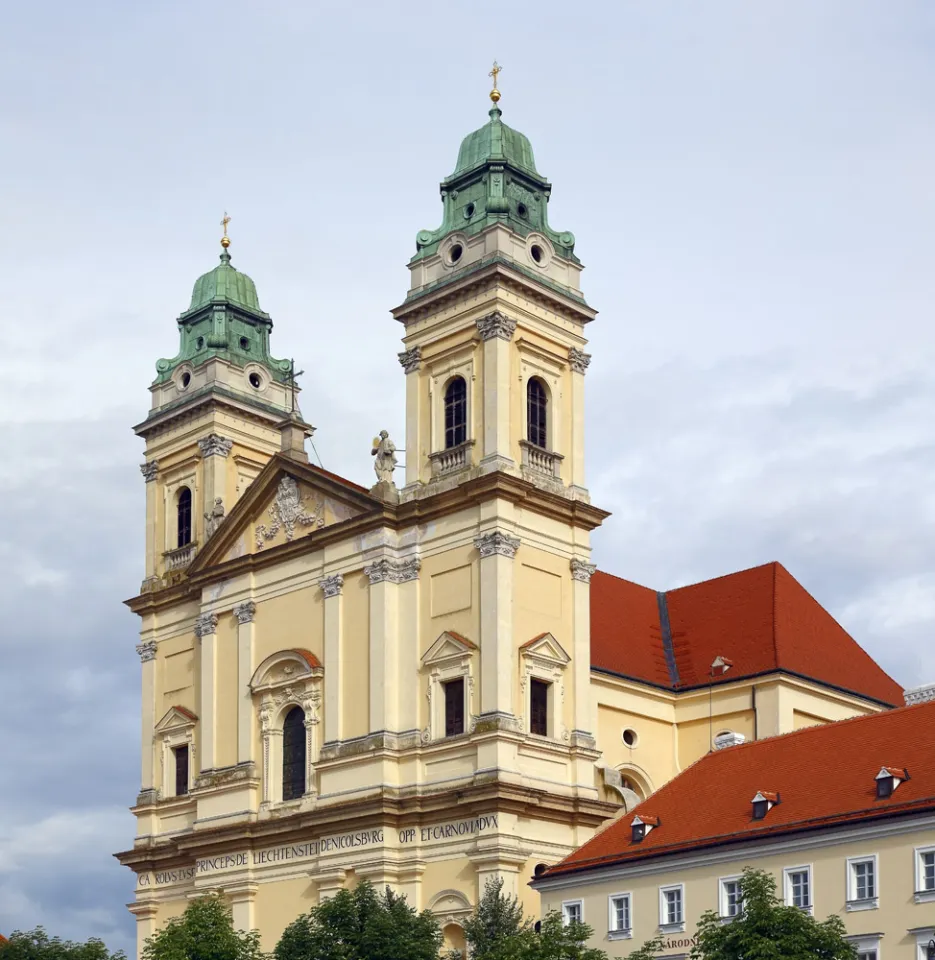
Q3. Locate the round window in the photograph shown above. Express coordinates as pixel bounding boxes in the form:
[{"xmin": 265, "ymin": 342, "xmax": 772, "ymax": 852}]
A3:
[
  {"xmin": 530, "ymin": 244, "xmax": 544, "ymax": 264},
  {"xmin": 622, "ymin": 728, "xmax": 639, "ymax": 748},
  {"xmin": 464, "ymin": 202, "xmax": 476, "ymax": 219},
  {"xmin": 180, "ymin": 372, "xmax": 191, "ymax": 389},
  {"xmin": 517, "ymin": 202, "xmax": 528, "ymax": 218},
  {"xmin": 239, "ymin": 336, "xmax": 249, "ymax": 350},
  {"xmin": 448, "ymin": 243, "xmax": 463, "ymax": 264},
  {"xmin": 249, "ymin": 372, "xmax": 262, "ymax": 389}
]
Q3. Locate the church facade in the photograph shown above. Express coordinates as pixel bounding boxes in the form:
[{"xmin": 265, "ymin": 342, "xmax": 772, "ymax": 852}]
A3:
[{"xmin": 116, "ymin": 88, "xmax": 903, "ymax": 957}]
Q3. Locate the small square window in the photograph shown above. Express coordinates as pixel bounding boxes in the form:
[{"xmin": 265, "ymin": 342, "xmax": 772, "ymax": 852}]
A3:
[
  {"xmin": 608, "ymin": 893, "xmax": 631, "ymax": 937},
  {"xmin": 846, "ymin": 855, "xmax": 879, "ymax": 910},
  {"xmin": 659, "ymin": 884, "xmax": 684, "ymax": 929},
  {"xmin": 784, "ymin": 866, "xmax": 812, "ymax": 911},
  {"xmin": 173, "ymin": 744, "xmax": 189, "ymax": 797},
  {"xmin": 720, "ymin": 877, "xmax": 743, "ymax": 918},
  {"xmin": 562, "ymin": 900, "xmax": 583, "ymax": 926}
]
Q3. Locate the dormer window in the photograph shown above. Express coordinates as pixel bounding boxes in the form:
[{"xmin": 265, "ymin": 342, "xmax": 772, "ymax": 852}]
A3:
[
  {"xmin": 751, "ymin": 791, "xmax": 779, "ymax": 820},
  {"xmin": 875, "ymin": 766, "xmax": 908, "ymax": 799},
  {"xmin": 631, "ymin": 814, "xmax": 659, "ymax": 843}
]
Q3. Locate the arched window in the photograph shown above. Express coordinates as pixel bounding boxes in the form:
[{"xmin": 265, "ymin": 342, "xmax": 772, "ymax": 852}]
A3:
[
  {"xmin": 444, "ymin": 377, "xmax": 467, "ymax": 449},
  {"xmin": 527, "ymin": 378, "xmax": 548, "ymax": 449},
  {"xmin": 176, "ymin": 487, "xmax": 192, "ymax": 547},
  {"xmin": 282, "ymin": 706, "xmax": 306, "ymax": 801}
]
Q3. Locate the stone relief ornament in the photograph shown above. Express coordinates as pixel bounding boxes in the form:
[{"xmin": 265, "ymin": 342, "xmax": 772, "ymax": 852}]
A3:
[
  {"xmin": 473, "ymin": 531, "xmax": 521, "ymax": 559},
  {"xmin": 198, "ymin": 434, "xmax": 234, "ymax": 458},
  {"xmin": 371, "ymin": 430, "xmax": 398, "ymax": 485},
  {"xmin": 570, "ymin": 558, "xmax": 597, "ymax": 583},
  {"xmin": 320, "ymin": 574, "xmax": 344, "ymax": 598},
  {"xmin": 256, "ymin": 476, "xmax": 324, "ymax": 548},
  {"xmin": 136, "ymin": 640, "xmax": 157, "ymax": 662},
  {"xmin": 204, "ymin": 497, "xmax": 225, "ymax": 539},
  {"xmin": 568, "ymin": 347, "xmax": 592, "ymax": 374},
  {"xmin": 139, "ymin": 461, "xmax": 158, "ymax": 482},
  {"xmin": 233, "ymin": 600, "xmax": 256, "ymax": 624},
  {"xmin": 475, "ymin": 311, "xmax": 517, "ymax": 342},
  {"xmin": 363, "ymin": 557, "xmax": 421, "ymax": 584},
  {"xmin": 194, "ymin": 612, "xmax": 219, "ymax": 637},
  {"xmin": 397, "ymin": 347, "xmax": 421, "ymax": 373}
]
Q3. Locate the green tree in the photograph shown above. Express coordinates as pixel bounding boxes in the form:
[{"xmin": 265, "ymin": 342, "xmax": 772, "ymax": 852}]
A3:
[
  {"xmin": 274, "ymin": 881, "xmax": 442, "ymax": 960},
  {"xmin": 0, "ymin": 929, "xmax": 124, "ymax": 960},
  {"xmin": 686, "ymin": 869, "xmax": 856, "ymax": 960},
  {"xmin": 140, "ymin": 893, "xmax": 265, "ymax": 960}
]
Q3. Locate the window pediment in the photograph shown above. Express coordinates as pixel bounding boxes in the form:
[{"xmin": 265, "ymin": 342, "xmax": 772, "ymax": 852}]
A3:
[
  {"xmin": 154, "ymin": 705, "xmax": 198, "ymax": 734},
  {"xmin": 422, "ymin": 631, "xmax": 477, "ymax": 667},
  {"xmin": 251, "ymin": 649, "xmax": 323, "ymax": 694},
  {"xmin": 520, "ymin": 632, "xmax": 570, "ymax": 667}
]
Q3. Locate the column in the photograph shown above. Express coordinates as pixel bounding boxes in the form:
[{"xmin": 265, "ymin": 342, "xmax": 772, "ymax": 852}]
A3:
[
  {"xmin": 569, "ymin": 560, "xmax": 597, "ymax": 741},
  {"xmin": 197, "ymin": 434, "xmax": 232, "ymax": 543},
  {"xmin": 195, "ymin": 612, "xmax": 219, "ymax": 772},
  {"xmin": 233, "ymin": 601, "xmax": 256, "ymax": 765},
  {"xmin": 320, "ymin": 574, "xmax": 344, "ymax": 743},
  {"xmin": 398, "ymin": 348, "xmax": 422, "ymax": 486},
  {"xmin": 567, "ymin": 348, "xmax": 591, "ymax": 492},
  {"xmin": 136, "ymin": 640, "xmax": 158, "ymax": 792},
  {"xmin": 474, "ymin": 532, "xmax": 520, "ymax": 718},
  {"xmin": 476, "ymin": 313, "xmax": 516, "ymax": 467},
  {"xmin": 140, "ymin": 461, "xmax": 159, "ymax": 582},
  {"xmin": 363, "ymin": 557, "xmax": 420, "ymax": 733},
  {"xmin": 398, "ymin": 574, "xmax": 421, "ymax": 735}
]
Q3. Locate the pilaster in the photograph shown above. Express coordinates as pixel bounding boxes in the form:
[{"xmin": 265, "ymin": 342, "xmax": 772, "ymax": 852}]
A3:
[
  {"xmin": 198, "ymin": 434, "xmax": 232, "ymax": 539},
  {"xmin": 233, "ymin": 601, "xmax": 256, "ymax": 764},
  {"xmin": 399, "ymin": 348, "xmax": 422, "ymax": 487},
  {"xmin": 569, "ymin": 559, "xmax": 597, "ymax": 742},
  {"xmin": 136, "ymin": 640, "xmax": 157, "ymax": 791},
  {"xmin": 476, "ymin": 313, "xmax": 516, "ymax": 467},
  {"xmin": 128, "ymin": 901, "xmax": 159, "ymax": 958},
  {"xmin": 228, "ymin": 881, "xmax": 258, "ymax": 933},
  {"xmin": 568, "ymin": 349, "xmax": 590, "ymax": 491},
  {"xmin": 320, "ymin": 574, "xmax": 344, "ymax": 743},
  {"xmin": 140, "ymin": 462, "xmax": 158, "ymax": 580},
  {"xmin": 195, "ymin": 612, "xmax": 219, "ymax": 771},
  {"xmin": 474, "ymin": 531, "xmax": 520, "ymax": 717}
]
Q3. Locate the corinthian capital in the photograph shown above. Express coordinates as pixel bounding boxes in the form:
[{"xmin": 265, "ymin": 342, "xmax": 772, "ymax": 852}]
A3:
[
  {"xmin": 194, "ymin": 612, "xmax": 219, "ymax": 637},
  {"xmin": 397, "ymin": 347, "xmax": 421, "ymax": 374},
  {"xmin": 233, "ymin": 601, "xmax": 256, "ymax": 624},
  {"xmin": 475, "ymin": 312, "xmax": 517, "ymax": 342},
  {"xmin": 320, "ymin": 574, "xmax": 345, "ymax": 598},
  {"xmin": 570, "ymin": 559, "xmax": 597, "ymax": 583},
  {"xmin": 135, "ymin": 640, "xmax": 157, "ymax": 662},
  {"xmin": 198, "ymin": 434, "xmax": 233, "ymax": 458},
  {"xmin": 473, "ymin": 531, "xmax": 521, "ymax": 559},
  {"xmin": 363, "ymin": 557, "xmax": 421, "ymax": 585},
  {"xmin": 140, "ymin": 461, "xmax": 158, "ymax": 482},
  {"xmin": 568, "ymin": 348, "xmax": 592, "ymax": 374}
]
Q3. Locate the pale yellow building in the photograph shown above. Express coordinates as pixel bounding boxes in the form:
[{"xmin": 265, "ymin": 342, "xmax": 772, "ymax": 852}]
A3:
[
  {"xmin": 116, "ymin": 87, "xmax": 906, "ymax": 956},
  {"xmin": 533, "ymin": 697, "xmax": 935, "ymax": 960}
]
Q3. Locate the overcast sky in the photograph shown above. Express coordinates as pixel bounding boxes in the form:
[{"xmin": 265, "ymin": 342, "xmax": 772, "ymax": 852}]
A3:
[{"xmin": 1, "ymin": 0, "xmax": 934, "ymax": 953}]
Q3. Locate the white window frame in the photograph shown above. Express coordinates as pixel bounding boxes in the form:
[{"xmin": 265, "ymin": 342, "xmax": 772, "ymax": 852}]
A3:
[
  {"xmin": 915, "ymin": 846, "xmax": 935, "ymax": 903},
  {"xmin": 562, "ymin": 899, "xmax": 584, "ymax": 926},
  {"xmin": 607, "ymin": 892, "xmax": 632, "ymax": 939},
  {"xmin": 719, "ymin": 875, "xmax": 743, "ymax": 919},
  {"xmin": 153, "ymin": 706, "xmax": 197, "ymax": 799},
  {"xmin": 431, "ymin": 358, "xmax": 474, "ymax": 455},
  {"xmin": 519, "ymin": 633, "xmax": 570, "ymax": 742},
  {"xmin": 846, "ymin": 854, "xmax": 879, "ymax": 911},
  {"xmin": 783, "ymin": 864, "xmax": 814, "ymax": 914},
  {"xmin": 659, "ymin": 883, "xmax": 686, "ymax": 932},
  {"xmin": 847, "ymin": 934, "xmax": 882, "ymax": 960},
  {"xmin": 421, "ymin": 632, "xmax": 476, "ymax": 742},
  {"xmin": 912, "ymin": 927, "xmax": 935, "ymax": 960}
]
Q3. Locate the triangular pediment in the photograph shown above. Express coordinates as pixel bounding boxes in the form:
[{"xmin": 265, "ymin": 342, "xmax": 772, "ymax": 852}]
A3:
[
  {"xmin": 520, "ymin": 632, "xmax": 570, "ymax": 665},
  {"xmin": 191, "ymin": 455, "xmax": 381, "ymax": 571},
  {"xmin": 155, "ymin": 705, "xmax": 198, "ymax": 733},
  {"xmin": 422, "ymin": 631, "xmax": 477, "ymax": 666}
]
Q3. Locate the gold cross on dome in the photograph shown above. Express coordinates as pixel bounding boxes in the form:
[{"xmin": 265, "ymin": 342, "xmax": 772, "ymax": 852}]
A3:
[
  {"xmin": 489, "ymin": 60, "xmax": 502, "ymax": 102},
  {"xmin": 221, "ymin": 212, "xmax": 231, "ymax": 237}
]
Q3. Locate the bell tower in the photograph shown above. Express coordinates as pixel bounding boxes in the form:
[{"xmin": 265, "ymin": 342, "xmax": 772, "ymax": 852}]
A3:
[
  {"xmin": 135, "ymin": 226, "xmax": 312, "ymax": 591},
  {"xmin": 395, "ymin": 84, "xmax": 595, "ymax": 499}
]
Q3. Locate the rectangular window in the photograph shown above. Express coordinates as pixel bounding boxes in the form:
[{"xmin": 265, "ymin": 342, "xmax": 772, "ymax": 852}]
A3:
[
  {"xmin": 915, "ymin": 847, "xmax": 935, "ymax": 901},
  {"xmin": 173, "ymin": 744, "xmax": 189, "ymax": 797},
  {"xmin": 847, "ymin": 856, "xmax": 878, "ymax": 909},
  {"xmin": 608, "ymin": 893, "xmax": 631, "ymax": 935},
  {"xmin": 848, "ymin": 935, "xmax": 881, "ymax": 960},
  {"xmin": 530, "ymin": 678, "xmax": 549, "ymax": 736},
  {"xmin": 720, "ymin": 878, "xmax": 743, "ymax": 918},
  {"xmin": 660, "ymin": 885, "xmax": 684, "ymax": 927},
  {"xmin": 444, "ymin": 677, "xmax": 465, "ymax": 737},
  {"xmin": 562, "ymin": 900, "xmax": 583, "ymax": 926},
  {"xmin": 784, "ymin": 866, "xmax": 811, "ymax": 910}
]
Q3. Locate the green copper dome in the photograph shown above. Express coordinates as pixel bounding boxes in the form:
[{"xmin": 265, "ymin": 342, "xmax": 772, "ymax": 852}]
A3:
[
  {"xmin": 453, "ymin": 106, "xmax": 538, "ymax": 177},
  {"xmin": 189, "ymin": 249, "xmax": 262, "ymax": 313}
]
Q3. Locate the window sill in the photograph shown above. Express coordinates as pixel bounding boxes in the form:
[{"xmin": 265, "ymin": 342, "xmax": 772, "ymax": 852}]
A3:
[
  {"xmin": 914, "ymin": 890, "xmax": 935, "ymax": 904},
  {"xmin": 846, "ymin": 898, "xmax": 879, "ymax": 912},
  {"xmin": 718, "ymin": 914, "xmax": 742, "ymax": 924},
  {"xmin": 659, "ymin": 922, "xmax": 686, "ymax": 934},
  {"xmin": 607, "ymin": 930, "xmax": 633, "ymax": 941}
]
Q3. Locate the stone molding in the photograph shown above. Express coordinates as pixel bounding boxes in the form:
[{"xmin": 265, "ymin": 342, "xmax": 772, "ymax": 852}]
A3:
[
  {"xmin": 194, "ymin": 612, "xmax": 219, "ymax": 637},
  {"xmin": 233, "ymin": 601, "xmax": 256, "ymax": 624},
  {"xmin": 136, "ymin": 640, "xmax": 157, "ymax": 662},
  {"xmin": 475, "ymin": 311, "xmax": 517, "ymax": 342},
  {"xmin": 904, "ymin": 682, "xmax": 935, "ymax": 706},
  {"xmin": 198, "ymin": 434, "xmax": 234, "ymax": 458},
  {"xmin": 363, "ymin": 557, "xmax": 422, "ymax": 585},
  {"xmin": 570, "ymin": 559, "xmax": 597, "ymax": 583},
  {"xmin": 568, "ymin": 347, "xmax": 592, "ymax": 374},
  {"xmin": 473, "ymin": 531, "xmax": 521, "ymax": 559},
  {"xmin": 397, "ymin": 347, "xmax": 421, "ymax": 373},
  {"xmin": 140, "ymin": 461, "xmax": 158, "ymax": 482},
  {"xmin": 320, "ymin": 573, "xmax": 345, "ymax": 598}
]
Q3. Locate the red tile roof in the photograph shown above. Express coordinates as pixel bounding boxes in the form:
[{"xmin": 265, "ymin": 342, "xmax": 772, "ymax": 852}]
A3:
[
  {"xmin": 544, "ymin": 700, "xmax": 935, "ymax": 878},
  {"xmin": 590, "ymin": 561, "xmax": 902, "ymax": 707},
  {"xmin": 293, "ymin": 648, "xmax": 323, "ymax": 669}
]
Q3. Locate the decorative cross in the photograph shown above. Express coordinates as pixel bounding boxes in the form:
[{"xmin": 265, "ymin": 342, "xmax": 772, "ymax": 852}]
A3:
[
  {"xmin": 221, "ymin": 211, "xmax": 231, "ymax": 238},
  {"xmin": 489, "ymin": 60, "xmax": 502, "ymax": 90},
  {"xmin": 286, "ymin": 358, "xmax": 305, "ymax": 413}
]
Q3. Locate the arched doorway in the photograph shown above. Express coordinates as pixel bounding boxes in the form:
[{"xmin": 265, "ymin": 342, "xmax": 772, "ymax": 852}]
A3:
[{"xmin": 443, "ymin": 922, "xmax": 466, "ymax": 959}]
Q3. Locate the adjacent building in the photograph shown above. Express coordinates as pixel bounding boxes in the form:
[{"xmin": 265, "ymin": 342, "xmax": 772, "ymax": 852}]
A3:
[
  {"xmin": 116, "ymin": 82, "xmax": 905, "ymax": 957},
  {"xmin": 533, "ymin": 697, "xmax": 935, "ymax": 960}
]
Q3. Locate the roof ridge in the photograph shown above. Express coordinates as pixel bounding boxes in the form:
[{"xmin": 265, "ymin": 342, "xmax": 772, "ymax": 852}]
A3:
[{"xmin": 594, "ymin": 569, "xmax": 657, "ymax": 591}]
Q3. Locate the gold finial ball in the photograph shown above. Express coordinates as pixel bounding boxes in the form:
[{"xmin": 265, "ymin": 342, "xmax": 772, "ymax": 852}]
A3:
[
  {"xmin": 490, "ymin": 88, "xmax": 501, "ymax": 103},
  {"xmin": 220, "ymin": 236, "xmax": 231, "ymax": 248}
]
